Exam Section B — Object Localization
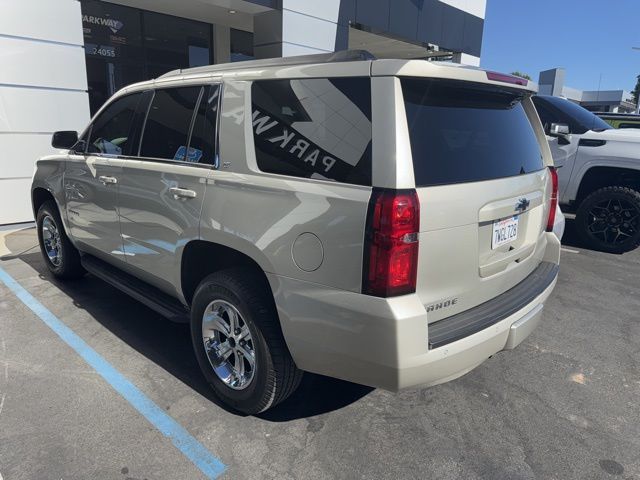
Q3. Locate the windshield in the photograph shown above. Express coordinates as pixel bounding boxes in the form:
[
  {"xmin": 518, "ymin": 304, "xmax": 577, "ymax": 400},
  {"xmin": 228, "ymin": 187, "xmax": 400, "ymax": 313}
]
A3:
[{"xmin": 533, "ymin": 96, "xmax": 612, "ymax": 133}]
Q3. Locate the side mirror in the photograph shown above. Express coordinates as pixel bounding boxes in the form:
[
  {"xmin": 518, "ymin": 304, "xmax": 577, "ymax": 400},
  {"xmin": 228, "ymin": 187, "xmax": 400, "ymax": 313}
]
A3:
[
  {"xmin": 549, "ymin": 123, "xmax": 571, "ymax": 145},
  {"xmin": 52, "ymin": 131, "xmax": 79, "ymax": 149},
  {"xmin": 550, "ymin": 123, "xmax": 570, "ymax": 135}
]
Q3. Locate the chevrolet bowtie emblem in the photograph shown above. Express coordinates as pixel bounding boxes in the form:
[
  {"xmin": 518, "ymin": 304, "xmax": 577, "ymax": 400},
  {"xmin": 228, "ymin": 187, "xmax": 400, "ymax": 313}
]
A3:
[{"xmin": 515, "ymin": 198, "xmax": 530, "ymax": 212}]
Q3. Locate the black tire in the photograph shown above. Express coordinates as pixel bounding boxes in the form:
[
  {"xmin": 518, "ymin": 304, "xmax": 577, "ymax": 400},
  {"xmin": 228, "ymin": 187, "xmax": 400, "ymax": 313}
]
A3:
[
  {"xmin": 575, "ymin": 186, "xmax": 640, "ymax": 254},
  {"xmin": 36, "ymin": 201, "xmax": 85, "ymax": 279},
  {"xmin": 190, "ymin": 267, "xmax": 302, "ymax": 414}
]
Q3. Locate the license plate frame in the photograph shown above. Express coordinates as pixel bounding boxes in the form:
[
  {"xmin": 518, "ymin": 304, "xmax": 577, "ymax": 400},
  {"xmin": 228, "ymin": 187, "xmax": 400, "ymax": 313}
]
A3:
[{"xmin": 492, "ymin": 215, "xmax": 519, "ymax": 249}]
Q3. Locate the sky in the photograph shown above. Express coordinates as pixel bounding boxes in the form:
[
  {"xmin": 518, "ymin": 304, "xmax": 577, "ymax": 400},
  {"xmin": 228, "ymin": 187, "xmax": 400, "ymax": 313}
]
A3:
[{"xmin": 481, "ymin": 0, "xmax": 640, "ymax": 93}]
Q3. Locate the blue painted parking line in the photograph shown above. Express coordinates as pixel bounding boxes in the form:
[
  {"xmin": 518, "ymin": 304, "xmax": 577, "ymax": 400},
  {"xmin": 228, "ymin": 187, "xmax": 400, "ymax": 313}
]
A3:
[{"xmin": 0, "ymin": 266, "xmax": 226, "ymax": 479}]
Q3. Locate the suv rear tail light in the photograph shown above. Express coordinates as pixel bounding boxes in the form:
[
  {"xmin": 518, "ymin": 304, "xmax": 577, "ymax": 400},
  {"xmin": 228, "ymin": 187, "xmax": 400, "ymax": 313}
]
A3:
[
  {"xmin": 363, "ymin": 189, "xmax": 420, "ymax": 297},
  {"xmin": 546, "ymin": 167, "xmax": 559, "ymax": 232}
]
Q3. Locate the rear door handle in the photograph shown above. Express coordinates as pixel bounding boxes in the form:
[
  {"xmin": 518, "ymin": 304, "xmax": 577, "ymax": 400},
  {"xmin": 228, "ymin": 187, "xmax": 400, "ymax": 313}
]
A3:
[
  {"xmin": 169, "ymin": 187, "xmax": 197, "ymax": 199},
  {"xmin": 98, "ymin": 175, "xmax": 117, "ymax": 185}
]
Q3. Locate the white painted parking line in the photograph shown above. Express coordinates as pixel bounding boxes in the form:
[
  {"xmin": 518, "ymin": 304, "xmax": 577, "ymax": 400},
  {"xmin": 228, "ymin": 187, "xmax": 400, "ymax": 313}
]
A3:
[{"xmin": 561, "ymin": 247, "xmax": 580, "ymax": 254}]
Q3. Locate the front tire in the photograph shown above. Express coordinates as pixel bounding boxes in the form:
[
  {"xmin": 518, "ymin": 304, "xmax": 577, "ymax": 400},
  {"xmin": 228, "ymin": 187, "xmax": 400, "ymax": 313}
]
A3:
[
  {"xmin": 190, "ymin": 268, "xmax": 302, "ymax": 414},
  {"xmin": 36, "ymin": 201, "xmax": 85, "ymax": 279},
  {"xmin": 575, "ymin": 186, "xmax": 640, "ymax": 254}
]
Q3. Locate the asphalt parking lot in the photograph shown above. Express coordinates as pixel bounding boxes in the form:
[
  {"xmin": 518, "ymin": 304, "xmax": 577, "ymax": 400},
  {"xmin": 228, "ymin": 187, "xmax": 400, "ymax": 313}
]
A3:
[{"xmin": 0, "ymin": 221, "xmax": 638, "ymax": 480}]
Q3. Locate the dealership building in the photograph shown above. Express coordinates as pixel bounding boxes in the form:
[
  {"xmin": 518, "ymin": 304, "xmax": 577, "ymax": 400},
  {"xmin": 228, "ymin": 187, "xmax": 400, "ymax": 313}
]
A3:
[
  {"xmin": 0, "ymin": 0, "xmax": 486, "ymax": 224},
  {"xmin": 538, "ymin": 68, "xmax": 636, "ymax": 114}
]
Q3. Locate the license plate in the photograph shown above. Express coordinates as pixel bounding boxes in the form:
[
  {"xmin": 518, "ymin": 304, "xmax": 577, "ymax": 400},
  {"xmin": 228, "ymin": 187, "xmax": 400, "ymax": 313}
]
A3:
[{"xmin": 492, "ymin": 216, "xmax": 519, "ymax": 249}]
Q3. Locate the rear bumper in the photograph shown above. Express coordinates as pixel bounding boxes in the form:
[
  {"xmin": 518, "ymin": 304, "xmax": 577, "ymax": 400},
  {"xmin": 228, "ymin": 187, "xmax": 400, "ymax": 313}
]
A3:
[
  {"xmin": 427, "ymin": 262, "xmax": 558, "ymax": 349},
  {"xmin": 268, "ymin": 235, "xmax": 560, "ymax": 391},
  {"xmin": 392, "ymin": 276, "xmax": 555, "ymax": 390}
]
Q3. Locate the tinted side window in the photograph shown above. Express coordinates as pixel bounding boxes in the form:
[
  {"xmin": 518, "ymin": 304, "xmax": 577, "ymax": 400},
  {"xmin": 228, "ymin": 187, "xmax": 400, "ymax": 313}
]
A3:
[
  {"xmin": 251, "ymin": 78, "xmax": 372, "ymax": 186},
  {"xmin": 531, "ymin": 98, "xmax": 557, "ymax": 132},
  {"xmin": 532, "ymin": 96, "xmax": 613, "ymax": 134},
  {"xmin": 402, "ymin": 78, "xmax": 544, "ymax": 187},
  {"xmin": 188, "ymin": 85, "xmax": 220, "ymax": 165},
  {"xmin": 140, "ymin": 86, "xmax": 202, "ymax": 161},
  {"xmin": 532, "ymin": 96, "xmax": 577, "ymax": 133},
  {"xmin": 88, "ymin": 93, "xmax": 142, "ymax": 155}
]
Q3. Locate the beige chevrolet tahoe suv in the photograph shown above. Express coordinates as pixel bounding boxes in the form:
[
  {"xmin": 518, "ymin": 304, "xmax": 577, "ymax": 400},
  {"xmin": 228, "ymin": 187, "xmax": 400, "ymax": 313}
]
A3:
[{"xmin": 31, "ymin": 51, "xmax": 561, "ymax": 414}]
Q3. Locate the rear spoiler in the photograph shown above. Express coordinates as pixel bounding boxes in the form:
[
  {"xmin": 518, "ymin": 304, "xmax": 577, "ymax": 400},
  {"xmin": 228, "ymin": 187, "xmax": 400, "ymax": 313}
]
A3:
[{"xmin": 371, "ymin": 59, "xmax": 538, "ymax": 93}]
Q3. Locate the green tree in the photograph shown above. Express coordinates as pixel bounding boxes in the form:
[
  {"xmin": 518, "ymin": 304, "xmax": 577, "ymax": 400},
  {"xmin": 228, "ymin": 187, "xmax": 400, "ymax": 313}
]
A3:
[
  {"xmin": 631, "ymin": 74, "xmax": 640, "ymax": 105},
  {"xmin": 511, "ymin": 71, "xmax": 532, "ymax": 81}
]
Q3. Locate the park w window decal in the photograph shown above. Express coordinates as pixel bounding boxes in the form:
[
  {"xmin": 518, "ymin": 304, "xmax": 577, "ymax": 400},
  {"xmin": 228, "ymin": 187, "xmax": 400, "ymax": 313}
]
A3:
[{"xmin": 251, "ymin": 78, "xmax": 373, "ymax": 186}]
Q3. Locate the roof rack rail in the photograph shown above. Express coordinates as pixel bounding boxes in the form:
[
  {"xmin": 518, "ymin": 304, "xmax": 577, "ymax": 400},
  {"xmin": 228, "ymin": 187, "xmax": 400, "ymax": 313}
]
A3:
[{"xmin": 159, "ymin": 49, "xmax": 376, "ymax": 79}]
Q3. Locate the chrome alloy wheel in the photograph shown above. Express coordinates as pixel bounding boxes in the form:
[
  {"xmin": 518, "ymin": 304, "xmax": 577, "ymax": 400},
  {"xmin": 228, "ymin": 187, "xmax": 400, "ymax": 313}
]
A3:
[
  {"xmin": 42, "ymin": 215, "xmax": 62, "ymax": 267},
  {"xmin": 202, "ymin": 300, "xmax": 256, "ymax": 390}
]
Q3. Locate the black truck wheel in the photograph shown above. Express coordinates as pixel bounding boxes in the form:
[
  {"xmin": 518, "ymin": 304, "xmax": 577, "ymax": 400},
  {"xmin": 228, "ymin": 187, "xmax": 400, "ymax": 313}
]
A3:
[{"xmin": 575, "ymin": 186, "xmax": 640, "ymax": 254}]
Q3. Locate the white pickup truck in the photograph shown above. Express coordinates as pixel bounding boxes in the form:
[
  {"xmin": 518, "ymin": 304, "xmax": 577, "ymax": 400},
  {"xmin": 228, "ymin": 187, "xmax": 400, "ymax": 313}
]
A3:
[{"xmin": 532, "ymin": 95, "xmax": 640, "ymax": 253}]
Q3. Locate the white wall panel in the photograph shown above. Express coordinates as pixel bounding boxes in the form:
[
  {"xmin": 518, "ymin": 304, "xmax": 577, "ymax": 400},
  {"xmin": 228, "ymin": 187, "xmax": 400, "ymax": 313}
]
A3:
[
  {"xmin": 0, "ymin": 0, "xmax": 84, "ymax": 46},
  {"xmin": 562, "ymin": 86, "xmax": 584, "ymax": 101},
  {"xmin": 0, "ymin": 37, "xmax": 87, "ymax": 91},
  {"xmin": 282, "ymin": 10, "xmax": 338, "ymax": 52},
  {"xmin": 0, "ymin": 178, "xmax": 34, "ymax": 223},
  {"xmin": 453, "ymin": 52, "xmax": 480, "ymax": 66},
  {"xmin": 0, "ymin": 133, "xmax": 56, "ymax": 178},
  {"xmin": 0, "ymin": 0, "xmax": 87, "ymax": 223},
  {"xmin": 0, "ymin": 87, "xmax": 90, "ymax": 134},
  {"xmin": 282, "ymin": 0, "xmax": 341, "ymax": 23},
  {"xmin": 439, "ymin": 0, "xmax": 486, "ymax": 19}
]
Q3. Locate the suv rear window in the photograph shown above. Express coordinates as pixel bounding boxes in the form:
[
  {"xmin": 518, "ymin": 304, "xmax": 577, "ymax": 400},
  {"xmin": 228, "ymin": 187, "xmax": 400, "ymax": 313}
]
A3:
[
  {"xmin": 251, "ymin": 77, "xmax": 372, "ymax": 186},
  {"xmin": 401, "ymin": 78, "xmax": 544, "ymax": 187}
]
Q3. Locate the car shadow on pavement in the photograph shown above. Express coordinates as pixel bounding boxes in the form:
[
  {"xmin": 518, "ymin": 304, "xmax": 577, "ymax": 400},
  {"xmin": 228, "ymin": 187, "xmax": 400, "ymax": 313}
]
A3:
[
  {"xmin": 258, "ymin": 375, "xmax": 373, "ymax": 422},
  {"xmin": 560, "ymin": 218, "xmax": 589, "ymax": 250},
  {"xmin": 4, "ymin": 232, "xmax": 373, "ymax": 420},
  {"xmin": 560, "ymin": 218, "xmax": 580, "ymax": 249},
  {"xmin": 560, "ymin": 216, "xmax": 631, "ymax": 255}
]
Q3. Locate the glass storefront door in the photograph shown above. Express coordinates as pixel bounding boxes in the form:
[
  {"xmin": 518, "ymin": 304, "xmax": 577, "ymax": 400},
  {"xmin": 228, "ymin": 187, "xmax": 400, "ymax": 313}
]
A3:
[{"xmin": 81, "ymin": 0, "xmax": 213, "ymax": 115}]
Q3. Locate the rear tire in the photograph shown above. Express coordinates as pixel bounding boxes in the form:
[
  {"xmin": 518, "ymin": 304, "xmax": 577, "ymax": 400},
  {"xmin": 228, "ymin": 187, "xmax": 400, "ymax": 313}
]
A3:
[
  {"xmin": 575, "ymin": 186, "xmax": 640, "ymax": 254},
  {"xmin": 190, "ymin": 267, "xmax": 302, "ymax": 414},
  {"xmin": 36, "ymin": 201, "xmax": 85, "ymax": 279}
]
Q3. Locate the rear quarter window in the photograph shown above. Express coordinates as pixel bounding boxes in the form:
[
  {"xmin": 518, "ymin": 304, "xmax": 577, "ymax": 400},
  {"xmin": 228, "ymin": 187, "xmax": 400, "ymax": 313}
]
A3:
[
  {"xmin": 402, "ymin": 78, "xmax": 544, "ymax": 187},
  {"xmin": 251, "ymin": 77, "xmax": 372, "ymax": 186}
]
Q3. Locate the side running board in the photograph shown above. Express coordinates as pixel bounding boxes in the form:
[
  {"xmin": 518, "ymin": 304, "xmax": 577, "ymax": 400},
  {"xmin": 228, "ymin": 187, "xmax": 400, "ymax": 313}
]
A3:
[{"xmin": 81, "ymin": 254, "xmax": 190, "ymax": 323}]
